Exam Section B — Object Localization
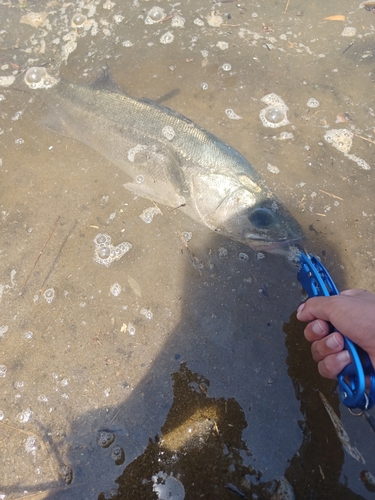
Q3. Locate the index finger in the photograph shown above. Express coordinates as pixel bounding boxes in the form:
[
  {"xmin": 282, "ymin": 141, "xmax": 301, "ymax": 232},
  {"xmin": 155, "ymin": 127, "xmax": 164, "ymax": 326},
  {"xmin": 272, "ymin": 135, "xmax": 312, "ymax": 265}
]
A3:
[{"xmin": 296, "ymin": 296, "xmax": 339, "ymax": 322}]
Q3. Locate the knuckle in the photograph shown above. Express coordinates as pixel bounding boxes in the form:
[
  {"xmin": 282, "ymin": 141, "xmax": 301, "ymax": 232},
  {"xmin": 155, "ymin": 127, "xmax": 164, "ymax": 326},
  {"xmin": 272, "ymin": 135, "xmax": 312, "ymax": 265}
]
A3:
[
  {"xmin": 318, "ymin": 359, "xmax": 336, "ymax": 380},
  {"xmin": 311, "ymin": 339, "xmax": 325, "ymax": 361},
  {"xmin": 317, "ymin": 361, "xmax": 328, "ymax": 378}
]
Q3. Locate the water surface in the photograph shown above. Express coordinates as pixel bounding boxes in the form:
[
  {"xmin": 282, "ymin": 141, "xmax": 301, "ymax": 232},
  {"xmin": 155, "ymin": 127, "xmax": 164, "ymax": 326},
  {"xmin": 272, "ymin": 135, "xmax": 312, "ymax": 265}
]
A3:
[{"xmin": 0, "ymin": 0, "xmax": 374, "ymax": 498}]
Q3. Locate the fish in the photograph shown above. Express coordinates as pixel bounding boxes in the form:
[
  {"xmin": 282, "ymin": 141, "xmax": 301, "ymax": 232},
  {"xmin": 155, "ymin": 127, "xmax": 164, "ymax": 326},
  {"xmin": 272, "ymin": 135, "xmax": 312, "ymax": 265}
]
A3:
[{"xmin": 32, "ymin": 67, "xmax": 303, "ymax": 252}]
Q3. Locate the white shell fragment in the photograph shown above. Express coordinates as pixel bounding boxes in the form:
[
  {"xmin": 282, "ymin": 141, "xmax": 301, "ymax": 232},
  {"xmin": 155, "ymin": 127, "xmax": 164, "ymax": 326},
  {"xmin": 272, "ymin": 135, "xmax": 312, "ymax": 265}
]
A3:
[
  {"xmin": 207, "ymin": 12, "xmax": 223, "ymax": 27},
  {"xmin": 0, "ymin": 76, "xmax": 15, "ymax": 87},
  {"xmin": 259, "ymin": 93, "xmax": 290, "ymax": 128},
  {"xmin": 93, "ymin": 233, "xmax": 132, "ymax": 267},
  {"xmin": 20, "ymin": 11, "xmax": 48, "ymax": 28},
  {"xmin": 341, "ymin": 27, "xmax": 356, "ymax": 37},
  {"xmin": 25, "ymin": 436, "xmax": 37, "ymax": 455}
]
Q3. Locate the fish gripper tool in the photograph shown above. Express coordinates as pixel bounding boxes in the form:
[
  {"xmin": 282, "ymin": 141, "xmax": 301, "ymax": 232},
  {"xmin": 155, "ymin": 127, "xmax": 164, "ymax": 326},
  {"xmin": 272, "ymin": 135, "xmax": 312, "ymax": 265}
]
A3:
[{"xmin": 298, "ymin": 251, "xmax": 375, "ymax": 412}]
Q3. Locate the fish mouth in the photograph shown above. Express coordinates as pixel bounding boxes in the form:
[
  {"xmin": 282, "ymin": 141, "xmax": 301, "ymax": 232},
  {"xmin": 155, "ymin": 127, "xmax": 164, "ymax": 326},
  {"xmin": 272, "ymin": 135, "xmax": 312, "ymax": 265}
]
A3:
[
  {"xmin": 246, "ymin": 233, "xmax": 289, "ymax": 242},
  {"xmin": 246, "ymin": 233, "xmax": 305, "ymax": 252}
]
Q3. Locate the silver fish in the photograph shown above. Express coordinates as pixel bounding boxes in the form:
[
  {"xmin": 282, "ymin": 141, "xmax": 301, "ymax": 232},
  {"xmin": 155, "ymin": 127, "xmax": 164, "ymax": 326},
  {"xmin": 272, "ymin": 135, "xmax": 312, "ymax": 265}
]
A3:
[{"xmin": 34, "ymin": 68, "xmax": 303, "ymax": 252}]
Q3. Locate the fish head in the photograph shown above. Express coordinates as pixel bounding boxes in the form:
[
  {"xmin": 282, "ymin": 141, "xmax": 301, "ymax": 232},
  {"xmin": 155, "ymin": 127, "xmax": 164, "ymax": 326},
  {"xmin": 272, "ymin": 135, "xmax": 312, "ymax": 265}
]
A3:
[
  {"xmin": 227, "ymin": 192, "xmax": 304, "ymax": 253},
  {"xmin": 191, "ymin": 173, "xmax": 304, "ymax": 253}
]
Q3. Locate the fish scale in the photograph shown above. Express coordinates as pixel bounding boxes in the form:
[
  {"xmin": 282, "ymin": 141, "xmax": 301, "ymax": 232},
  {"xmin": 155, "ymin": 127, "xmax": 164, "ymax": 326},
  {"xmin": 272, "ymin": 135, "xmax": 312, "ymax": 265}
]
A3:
[{"xmin": 60, "ymin": 80, "xmax": 234, "ymax": 173}]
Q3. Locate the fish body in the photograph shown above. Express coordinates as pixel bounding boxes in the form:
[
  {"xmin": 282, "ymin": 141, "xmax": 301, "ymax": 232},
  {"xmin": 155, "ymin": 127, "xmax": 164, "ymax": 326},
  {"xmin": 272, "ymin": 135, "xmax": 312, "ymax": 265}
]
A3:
[{"xmin": 39, "ymin": 69, "xmax": 303, "ymax": 252}]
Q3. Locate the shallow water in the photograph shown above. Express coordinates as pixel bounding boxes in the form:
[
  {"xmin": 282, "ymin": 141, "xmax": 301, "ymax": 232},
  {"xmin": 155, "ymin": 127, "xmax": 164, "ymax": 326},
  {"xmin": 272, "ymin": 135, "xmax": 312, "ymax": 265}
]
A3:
[{"xmin": 0, "ymin": 0, "xmax": 374, "ymax": 498}]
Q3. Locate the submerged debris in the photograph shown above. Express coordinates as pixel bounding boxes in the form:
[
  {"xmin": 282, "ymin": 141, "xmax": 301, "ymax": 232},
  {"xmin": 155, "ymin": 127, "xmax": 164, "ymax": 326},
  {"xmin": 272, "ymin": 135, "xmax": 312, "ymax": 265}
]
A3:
[
  {"xmin": 0, "ymin": 76, "xmax": 15, "ymax": 87},
  {"xmin": 319, "ymin": 391, "xmax": 365, "ymax": 464},
  {"xmin": 207, "ymin": 11, "xmax": 223, "ymax": 27},
  {"xmin": 341, "ymin": 27, "xmax": 356, "ymax": 37},
  {"xmin": 20, "ymin": 11, "xmax": 49, "ymax": 28},
  {"xmin": 59, "ymin": 464, "xmax": 73, "ymax": 485},
  {"xmin": 360, "ymin": 470, "xmax": 375, "ymax": 492},
  {"xmin": 363, "ymin": 2, "xmax": 375, "ymax": 12}
]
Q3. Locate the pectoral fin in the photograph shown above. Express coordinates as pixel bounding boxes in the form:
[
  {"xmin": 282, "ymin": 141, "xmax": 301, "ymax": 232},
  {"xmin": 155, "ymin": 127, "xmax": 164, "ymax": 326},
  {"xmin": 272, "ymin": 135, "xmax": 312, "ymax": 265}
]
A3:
[
  {"xmin": 124, "ymin": 180, "xmax": 186, "ymax": 207},
  {"xmin": 124, "ymin": 142, "xmax": 188, "ymax": 207}
]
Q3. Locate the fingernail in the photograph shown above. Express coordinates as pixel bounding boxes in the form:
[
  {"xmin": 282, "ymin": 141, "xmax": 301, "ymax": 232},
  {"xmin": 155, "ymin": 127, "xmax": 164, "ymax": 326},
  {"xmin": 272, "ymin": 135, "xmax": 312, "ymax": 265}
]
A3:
[
  {"xmin": 312, "ymin": 320, "xmax": 325, "ymax": 335},
  {"xmin": 336, "ymin": 350, "xmax": 350, "ymax": 363},
  {"xmin": 326, "ymin": 334, "xmax": 339, "ymax": 348},
  {"xmin": 296, "ymin": 303, "xmax": 305, "ymax": 316}
]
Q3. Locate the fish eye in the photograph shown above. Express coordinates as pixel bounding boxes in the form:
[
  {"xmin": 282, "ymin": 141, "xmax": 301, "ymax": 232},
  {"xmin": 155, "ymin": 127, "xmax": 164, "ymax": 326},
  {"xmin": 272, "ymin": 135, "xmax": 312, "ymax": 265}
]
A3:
[{"xmin": 248, "ymin": 208, "xmax": 275, "ymax": 228}]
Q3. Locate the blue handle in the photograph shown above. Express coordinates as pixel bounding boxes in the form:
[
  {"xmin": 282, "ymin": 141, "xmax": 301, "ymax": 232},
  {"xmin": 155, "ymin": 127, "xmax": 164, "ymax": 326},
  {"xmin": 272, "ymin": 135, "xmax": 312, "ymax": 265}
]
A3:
[{"xmin": 298, "ymin": 252, "xmax": 375, "ymax": 411}]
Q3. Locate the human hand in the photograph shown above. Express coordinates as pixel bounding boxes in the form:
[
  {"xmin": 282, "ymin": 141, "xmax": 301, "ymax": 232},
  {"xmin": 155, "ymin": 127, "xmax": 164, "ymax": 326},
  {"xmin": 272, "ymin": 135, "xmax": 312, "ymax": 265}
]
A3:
[{"xmin": 296, "ymin": 289, "xmax": 375, "ymax": 379}]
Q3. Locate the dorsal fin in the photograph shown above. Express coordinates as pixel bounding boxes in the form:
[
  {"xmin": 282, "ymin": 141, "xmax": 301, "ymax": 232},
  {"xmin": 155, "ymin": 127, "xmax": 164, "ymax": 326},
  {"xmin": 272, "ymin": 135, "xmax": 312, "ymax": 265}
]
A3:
[{"xmin": 89, "ymin": 66, "xmax": 124, "ymax": 94}]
